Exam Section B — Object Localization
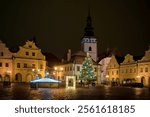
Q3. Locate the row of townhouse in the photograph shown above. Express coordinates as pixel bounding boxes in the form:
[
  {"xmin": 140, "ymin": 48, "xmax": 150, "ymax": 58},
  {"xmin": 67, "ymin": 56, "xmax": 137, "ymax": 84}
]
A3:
[
  {"xmin": 0, "ymin": 40, "xmax": 46, "ymax": 82},
  {"xmin": 105, "ymin": 46, "xmax": 150, "ymax": 87}
]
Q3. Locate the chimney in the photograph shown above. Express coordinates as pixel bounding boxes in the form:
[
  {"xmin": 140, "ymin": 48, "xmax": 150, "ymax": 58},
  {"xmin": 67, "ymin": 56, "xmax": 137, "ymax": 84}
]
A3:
[{"xmin": 67, "ymin": 49, "xmax": 71, "ymax": 62}]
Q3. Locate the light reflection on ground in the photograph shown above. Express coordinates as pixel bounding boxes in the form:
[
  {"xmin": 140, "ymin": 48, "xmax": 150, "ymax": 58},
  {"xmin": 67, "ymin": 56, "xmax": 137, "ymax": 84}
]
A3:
[{"xmin": 0, "ymin": 83, "xmax": 150, "ymax": 100}]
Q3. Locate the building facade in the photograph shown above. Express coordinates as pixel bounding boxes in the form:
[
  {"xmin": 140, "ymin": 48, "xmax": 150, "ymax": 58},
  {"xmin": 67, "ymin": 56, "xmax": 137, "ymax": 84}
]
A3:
[
  {"xmin": 0, "ymin": 40, "xmax": 46, "ymax": 82},
  {"xmin": 54, "ymin": 50, "xmax": 101, "ymax": 84},
  {"xmin": 105, "ymin": 46, "xmax": 150, "ymax": 87},
  {"xmin": 12, "ymin": 40, "xmax": 46, "ymax": 82},
  {"xmin": 0, "ymin": 40, "xmax": 13, "ymax": 82},
  {"xmin": 137, "ymin": 46, "xmax": 150, "ymax": 86},
  {"xmin": 120, "ymin": 54, "xmax": 137, "ymax": 83},
  {"xmin": 99, "ymin": 56, "xmax": 111, "ymax": 83},
  {"xmin": 106, "ymin": 55, "xmax": 120, "ymax": 84}
]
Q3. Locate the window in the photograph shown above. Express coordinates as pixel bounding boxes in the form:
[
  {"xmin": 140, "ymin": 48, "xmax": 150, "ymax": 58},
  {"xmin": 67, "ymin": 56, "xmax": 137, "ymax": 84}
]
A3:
[
  {"xmin": 5, "ymin": 63, "xmax": 9, "ymax": 67},
  {"xmin": 94, "ymin": 67, "xmax": 97, "ymax": 72},
  {"xmin": 24, "ymin": 63, "xmax": 27, "ymax": 68},
  {"xmin": 17, "ymin": 63, "xmax": 20, "ymax": 68},
  {"xmin": 29, "ymin": 45, "xmax": 32, "ymax": 48},
  {"xmin": 77, "ymin": 66, "xmax": 80, "ymax": 71},
  {"xmin": 134, "ymin": 68, "xmax": 136, "ymax": 73},
  {"xmin": 70, "ymin": 66, "xmax": 72, "ymax": 71},
  {"xmin": 126, "ymin": 69, "xmax": 128, "ymax": 73},
  {"xmin": 130, "ymin": 69, "xmax": 132, "ymax": 73},
  {"xmin": 145, "ymin": 67, "xmax": 148, "ymax": 72},
  {"xmin": 40, "ymin": 64, "xmax": 43, "ymax": 69},
  {"xmin": 140, "ymin": 68, "xmax": 143, "ymax": 73},
  {"xmin": 26, "ymin": 52, "xmax": 29, "ymax": 56},
  {"xmin": 116, "ymin": 70, "xmax": 118, "ymax": 75},
  {"xmin": 112, "ymin": 71, "xmax": 114, "ymax": 75},
  {"xmin": 0, "ymin": 62, "xmax": 2, "ymax": 67},
  {"xmin": 32, "ymin": 52, "xmax": 35, "ymax": 56},
  {"xmin": 32, "ymin": 64, "xmax": 35, "ymax": 68},
  {"xmin": 1, "ymin": 52, "xmax": 3, "ymax": 56},
  {"xmin": 89, "ymin": 46, "xmax": 92, "ymax": 51}
]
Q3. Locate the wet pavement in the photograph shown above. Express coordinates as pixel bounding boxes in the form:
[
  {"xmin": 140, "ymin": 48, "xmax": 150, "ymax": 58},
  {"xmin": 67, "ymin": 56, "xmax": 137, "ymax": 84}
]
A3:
[{"xmin": 0, "ymin": 83, "xmax": 150, "ymax": 100}]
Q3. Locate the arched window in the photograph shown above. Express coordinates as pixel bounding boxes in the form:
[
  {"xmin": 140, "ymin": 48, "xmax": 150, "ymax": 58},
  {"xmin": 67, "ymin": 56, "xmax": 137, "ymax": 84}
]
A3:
[{"xmin": 89, "ymin": 46, "xmax": 92, "ymax": 51}]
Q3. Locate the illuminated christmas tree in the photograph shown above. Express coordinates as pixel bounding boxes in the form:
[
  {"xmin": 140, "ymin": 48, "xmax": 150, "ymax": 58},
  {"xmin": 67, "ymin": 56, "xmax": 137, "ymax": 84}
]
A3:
[{"xmin": 80, "ymin": 53, "xmax": 96, "ymax": 84}]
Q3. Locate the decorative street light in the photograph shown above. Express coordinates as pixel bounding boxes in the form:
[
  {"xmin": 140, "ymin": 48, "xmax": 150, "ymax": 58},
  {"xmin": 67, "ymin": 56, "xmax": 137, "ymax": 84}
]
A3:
[{"xmin": 32, "ymin": 69, "xmax": 40, "ymax": 79}]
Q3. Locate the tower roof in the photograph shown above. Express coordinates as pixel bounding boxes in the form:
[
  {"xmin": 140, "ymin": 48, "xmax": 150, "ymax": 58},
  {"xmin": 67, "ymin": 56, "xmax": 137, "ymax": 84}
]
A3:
[{"xmin": 84, "ymin": 6, "xmax": 94, "ymax": 37}]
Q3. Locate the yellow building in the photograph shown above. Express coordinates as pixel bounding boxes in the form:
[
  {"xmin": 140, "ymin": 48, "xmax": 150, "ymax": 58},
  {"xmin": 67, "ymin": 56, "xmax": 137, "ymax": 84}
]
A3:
[
  {"xmin": 120, "ymin": 54, "xmax": 137, "ymax": 83},
  {"xmin": 106, "ymin": 46, "xmax": 150, "ymax": 87},
  {"xmin": 106, "ymin": 55, "xmax": 120, "ymax": 84},
  {"xmin": 12, "ymin": 40, "xmax": 46, "ymax": 82},
  {"xmin": 0, "ymin": 40, "xmax": 13, "ymax": 82},
  {"xmin": 137, "ymin": 46, "xmax": 150, "ymax": 86}
]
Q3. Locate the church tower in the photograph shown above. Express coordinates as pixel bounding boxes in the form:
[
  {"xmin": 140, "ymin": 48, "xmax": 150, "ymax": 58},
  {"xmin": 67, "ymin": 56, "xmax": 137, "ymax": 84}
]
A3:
[{"xmin": 81, "ymin": 9, "xmax": 98, "ymax": 62}]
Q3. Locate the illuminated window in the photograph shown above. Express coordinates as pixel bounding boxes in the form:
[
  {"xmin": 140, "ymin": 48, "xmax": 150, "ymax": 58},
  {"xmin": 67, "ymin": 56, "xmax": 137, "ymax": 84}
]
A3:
[
  {"xmin": 26, "ymin": 52, "xmax": 28, "ymax": 55},
  {"xmin": 17, "ymin": 63, "xmax": 20, "ymax": 68},
  {"xmin": 0, "ymin": 62, "xmax": 2, "ymax": 67},
  {"xmin": 5, "ymin": 63, "xmax": 9, "ymax": 67},
  {"xmin": 145, "ymin": 67, "xmax": 148, "ymax": 72}
]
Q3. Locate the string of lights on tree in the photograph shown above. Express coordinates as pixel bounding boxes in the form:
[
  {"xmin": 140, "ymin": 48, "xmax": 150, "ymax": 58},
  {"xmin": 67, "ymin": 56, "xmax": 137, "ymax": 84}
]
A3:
[{"xmin": 80, "ymin": 53, "xmax": 96, "ymax": 82}]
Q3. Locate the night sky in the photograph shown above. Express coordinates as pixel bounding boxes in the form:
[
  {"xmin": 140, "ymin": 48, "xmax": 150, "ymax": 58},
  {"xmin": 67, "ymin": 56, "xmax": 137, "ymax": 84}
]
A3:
[{"xmin": 0, "ymin": 0, "xmax": 150, "ymax": 58}]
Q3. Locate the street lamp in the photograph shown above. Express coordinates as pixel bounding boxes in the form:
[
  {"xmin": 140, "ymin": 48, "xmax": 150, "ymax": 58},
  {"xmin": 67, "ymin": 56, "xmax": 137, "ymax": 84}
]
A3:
[{"xmin": 32, "ymin": 69, "xmax": 40, "ymax": 79}]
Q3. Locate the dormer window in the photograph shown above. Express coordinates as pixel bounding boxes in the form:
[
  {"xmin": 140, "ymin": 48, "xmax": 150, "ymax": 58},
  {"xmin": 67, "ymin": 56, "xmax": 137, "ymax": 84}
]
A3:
[
  {"xmin": 32, "ymin": 52, "xmax": 35, "ymax": 56},
  {"xmin": 26, "ymin": 52, "xmax": 29, "ymax": 56},
  {"xmin": 29, "ymin": 45, "xmax": 32, "ymax": 48}
]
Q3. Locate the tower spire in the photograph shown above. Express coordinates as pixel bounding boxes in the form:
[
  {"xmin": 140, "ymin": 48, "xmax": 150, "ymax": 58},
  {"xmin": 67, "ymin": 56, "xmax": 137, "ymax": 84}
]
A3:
[{"xmin": 84, "ymin": 1, "xmax": 94, "ymax": 37}]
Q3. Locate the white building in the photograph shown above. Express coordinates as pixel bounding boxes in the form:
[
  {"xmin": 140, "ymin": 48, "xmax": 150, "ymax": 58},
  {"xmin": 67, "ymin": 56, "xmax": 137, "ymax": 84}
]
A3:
[
  {"xmin": 99, "ymin": 57, "xmax": 111, "ymax": 83},
  {"xmin": 55, "ymin": 49, "xmax": 101, "ymax": 84}
]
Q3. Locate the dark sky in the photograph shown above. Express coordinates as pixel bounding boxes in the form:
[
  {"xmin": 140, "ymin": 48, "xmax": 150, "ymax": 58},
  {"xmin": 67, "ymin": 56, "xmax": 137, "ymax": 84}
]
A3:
[{"xmin": 0, "ymin": 0, "xmax": 150, "ymax": 58}]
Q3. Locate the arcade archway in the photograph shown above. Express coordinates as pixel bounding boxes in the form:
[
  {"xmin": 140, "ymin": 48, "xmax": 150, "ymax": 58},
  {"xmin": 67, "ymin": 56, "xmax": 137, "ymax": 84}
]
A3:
[{"xmin": 15, "ymin": 73, "xmax": 22, "ymax": 82}]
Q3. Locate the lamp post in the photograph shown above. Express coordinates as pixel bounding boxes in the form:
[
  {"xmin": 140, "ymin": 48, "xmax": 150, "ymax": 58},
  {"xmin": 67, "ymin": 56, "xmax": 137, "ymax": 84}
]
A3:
[
  {"xmin": 32, "ymin": 69, "xmax": 40, "ymax": 79},
  {"xmin": 106, "ymin": 75, "xmax": 109, "ymax": 84}
]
